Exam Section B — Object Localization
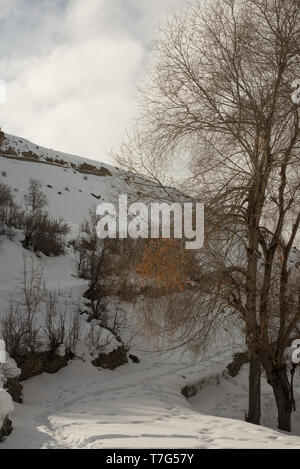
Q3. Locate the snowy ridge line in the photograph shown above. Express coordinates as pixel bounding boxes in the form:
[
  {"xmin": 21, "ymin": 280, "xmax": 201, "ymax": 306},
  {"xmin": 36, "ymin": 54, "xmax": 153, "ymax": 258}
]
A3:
[
  {"xmin": 0, "ymin": 152, "xmax": 72, "ymax": 167},
  {"xmin": 1, "ymin": 132, "xmax": 117, "ymax": 173},
  {"xmin": 0, "ymin": 152, "xmax": 114, "ymax": 178}
]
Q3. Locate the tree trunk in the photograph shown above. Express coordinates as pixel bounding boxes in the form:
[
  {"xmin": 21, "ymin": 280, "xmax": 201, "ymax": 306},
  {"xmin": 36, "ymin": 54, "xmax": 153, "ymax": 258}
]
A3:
[
  {"xmin": 247, "ymin": 349, "xmax": 261, "ymax": 425},
  {"xmin": 271, "ymin": 368, "xmax": 293, "ymax": 432}
]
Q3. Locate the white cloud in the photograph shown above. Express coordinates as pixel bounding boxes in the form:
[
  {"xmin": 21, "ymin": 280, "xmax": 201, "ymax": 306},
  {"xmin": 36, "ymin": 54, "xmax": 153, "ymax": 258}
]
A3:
[{"xmin": 0, "ymin": 0, "xmax": 186, "ymax": 164}]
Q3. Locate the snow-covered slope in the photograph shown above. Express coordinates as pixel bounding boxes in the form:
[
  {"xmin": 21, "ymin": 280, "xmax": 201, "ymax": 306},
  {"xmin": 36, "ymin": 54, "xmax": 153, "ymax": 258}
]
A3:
[
  {"xmin": 0, "ymin": 132, "xmax": 175, "ymax": 227},
  {"xmin": 0, "ymin": 133, "xmax": 137, "ymax": 228},
  {"xmin": 1, "ymin": 132, "xmax": 117, "ymax": 176},
  {"xmin": 2, "ymin": 351, "xmax": 300, "ymax": 449}
]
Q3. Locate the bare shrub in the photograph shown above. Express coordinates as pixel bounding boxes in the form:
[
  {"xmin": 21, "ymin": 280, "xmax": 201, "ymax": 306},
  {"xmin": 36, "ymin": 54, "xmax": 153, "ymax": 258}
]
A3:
[
  {"xmin": 2, "ymin": 257, "xmax": 45, "ymax": 357},
  {"xmin": 21, "ymin": 179, "xmax": 69, "ymax": 255},
  {"xmin": 43, "ymin": 292, "xmax": 81, "ymax": 354},
  {"xmin": 1, "ymin": 303, "xmax": 34, "ymax": 358},
  {"xmin": 76, "ymin": 208, "xmax": 108, "ymax": 320},
  {"xmin": 109, "ymin": 302, "xmax": 131, "ymax": 345},
  {"xmin": 0, "ymin": 183, "xmax": 20, "ymax": 238},
  {"xmin": 86, "ymin": 321, "xmax": 106, "ymax": 355},
  {"xmin": 30, "ymin": 213, "xmax": 70, "ymax": 256},
  {"xmin": 1, "ymin": 258, "xmax": 82, "ymax": 359}
]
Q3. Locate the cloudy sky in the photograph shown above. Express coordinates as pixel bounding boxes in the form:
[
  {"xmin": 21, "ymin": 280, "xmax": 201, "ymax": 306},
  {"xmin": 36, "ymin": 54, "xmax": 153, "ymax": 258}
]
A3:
[{"xmin": 0, "ymin": 0, "xmax": 185, "ymax": 164}]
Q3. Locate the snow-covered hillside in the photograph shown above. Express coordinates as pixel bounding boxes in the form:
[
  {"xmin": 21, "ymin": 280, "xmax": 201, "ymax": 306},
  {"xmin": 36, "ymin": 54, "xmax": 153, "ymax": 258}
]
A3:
[
  {"xmin": 1, "ymin": 131, "xmax": 300, "ymax": 449},
  {"xmin": 0, "ymin": 132, "xmax": 147, "ymax": 227}
]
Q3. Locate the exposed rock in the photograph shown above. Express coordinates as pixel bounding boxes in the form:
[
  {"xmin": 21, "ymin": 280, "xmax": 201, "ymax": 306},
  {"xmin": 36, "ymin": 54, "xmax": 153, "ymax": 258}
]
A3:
[
  {"xmin": 92, "ymin": 345, "xmax": 128, "ymax": 370},
  {"xmin": 129, "ymin": 354, "xmax": 140, "ymax": 364},
  {"xmin": 0, "ymin": 416, "xmax": 12, "ymax": 441},
  {"xmin": 5, "ymin": 378, "xmax": 23, "ymax": 403},
  {"xmin": 4, "ymin": 146, "xmax": 18, "ymax": 156},
  {"xmin": 98, "ymin": 166, "xmax": 112, "ymax": 177},
  {"xmin": 21, "ymin": 150, "xmax": 39, "ymax": 160},
  {"xmin": 16, "ymin": 351, "xmax": 72, "ymax": 381}
]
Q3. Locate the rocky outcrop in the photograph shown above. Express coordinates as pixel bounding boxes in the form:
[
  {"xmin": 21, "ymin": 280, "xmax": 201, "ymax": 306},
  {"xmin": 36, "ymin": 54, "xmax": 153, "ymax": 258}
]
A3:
[
  {"xmin": 5, "ymin": 378, "xmax": 23, "ymax": 403},
  {"xmin": 129, "ymin": 354, "xmax": 140, "ymax": 364},
  {"xmin": 92, "ymin": 345, "xmax": 128, "ymax": 370},
  {"xmin": 0, "ymin": 415, "xmax": 12, "ymax": 441},
  {"xmin": 16, "ymin": 351, "xmax": 72, "ymax": 381}
]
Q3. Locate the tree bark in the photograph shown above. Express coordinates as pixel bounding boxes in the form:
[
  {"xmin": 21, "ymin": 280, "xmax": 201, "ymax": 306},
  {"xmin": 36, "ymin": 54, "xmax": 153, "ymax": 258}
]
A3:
[
  {"xmin": 247, "ymin": 349, "xmax": 261, "ymax": 425},
  {"xmin": 270, "ymin": 368, "xmax": 293, "ymax": 432}
]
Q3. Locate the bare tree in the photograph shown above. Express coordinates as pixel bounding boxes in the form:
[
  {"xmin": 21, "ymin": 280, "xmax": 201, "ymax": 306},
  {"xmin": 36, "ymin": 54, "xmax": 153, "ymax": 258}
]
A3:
[
  {"xmin": 117, "ymin": 0, "xmax": 300, "ymax": 429},
  {"xmin": 22, "ymin": 179, "xmax": 48, "ymax": 250},
  {"xmin": 24, "ymin": 179, "xmax": 48, "ymax": 213},
  {"xmin": 0, "ymin": 183, "xmax": 19, "ymax": 238},
  {"xmin": 76, "ymin": 208, "xmax": 108, "ymax": 320},
  {"xmin": 21, "ymin": 179, "xmax": 69, "ymax": 255}
]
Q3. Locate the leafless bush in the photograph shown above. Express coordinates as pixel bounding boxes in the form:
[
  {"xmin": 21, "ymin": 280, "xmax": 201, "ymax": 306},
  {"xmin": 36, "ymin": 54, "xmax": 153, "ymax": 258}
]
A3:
[
  {"xmin": 1, "ymin": 302, "xmax": 42, "ymax": 358},
  {"xmin": 110, "ymin": 303, "xmax": 128, "ymax": 341},
  {"xmin": 6, "ymin": 255, "xmax": 46, "ymax": 355},
  {"xmin": 43, "ymin": 292, "xmax": 81, "ymax": 354},
  {"xmin": 86, "ymin": 321, "xmax": 107, "ymax": 355},
  {"xmin": 21, "ymin": 208, "xmax": 69, "ymax": 255},
  {"xmin": 20, "ymin": 179, "xmax": 69, "ymax": 255},
  {"xmin": 2, "ymin": 256, "xmax": 45, "ymax": 356},
  {"xmin": 30, "ymin": 212, "xmax": 70, "ymax": 256},
  {"xmin": 0, "ymin": 182, "xmax": 20, "ymax": 238},
  {"xmin": 1, "ymin": 257, "xmax": 81, "ymax": 358},
  {"xmin": 75, "ymin": 208, "xmax": 108, "ymax": 320},
  {"xmin": 106, "ymin": 301, "xmax": 136, "ymax": 350}
]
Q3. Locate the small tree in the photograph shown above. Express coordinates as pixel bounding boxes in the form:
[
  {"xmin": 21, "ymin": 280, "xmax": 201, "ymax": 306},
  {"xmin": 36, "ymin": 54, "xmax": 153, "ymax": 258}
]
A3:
[
  {"xmin": 76, "ymin": 208, "xmax": 108, "ymax": 320},
  {"xmin": 24, "ymin": 179, "xmax": 47, "ymax": 213},
  {"xmin": 22, "ymin": 179, "xmax": 47, "ymax": 250},
  {"xmin": 31, "ymin": 213, "xmax": 70, "ymax": 256},
  {"xmin": 21, "ymin": 179, "xmax": 69, "ymax": 255},
  {"xmin": 0, "ymin": 183, "xmax": 19, "ymax": 237}
]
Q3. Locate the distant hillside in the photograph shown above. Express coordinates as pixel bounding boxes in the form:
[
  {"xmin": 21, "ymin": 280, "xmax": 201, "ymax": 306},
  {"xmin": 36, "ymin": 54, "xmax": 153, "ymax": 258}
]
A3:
[
  {"xmin": 0, "ymin": 130, "xmax": 116, "ymax": 176},
  {"xmin": 0, "ymin": 130, "xmax": 171, "ymax": 228}
]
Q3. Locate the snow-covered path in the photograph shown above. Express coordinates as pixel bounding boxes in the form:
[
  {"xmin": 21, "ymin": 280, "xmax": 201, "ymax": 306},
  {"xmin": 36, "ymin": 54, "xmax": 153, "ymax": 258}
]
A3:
[{"xmin": 3, "ymin": 352, "xmax": 300, "ymax": 449}]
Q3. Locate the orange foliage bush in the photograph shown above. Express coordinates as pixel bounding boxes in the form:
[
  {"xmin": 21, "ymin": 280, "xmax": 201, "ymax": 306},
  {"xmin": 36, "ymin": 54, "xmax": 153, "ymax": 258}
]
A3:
[{"xmin": 136, "ymin": 238, "xmax": 189, "ymax": 292}]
